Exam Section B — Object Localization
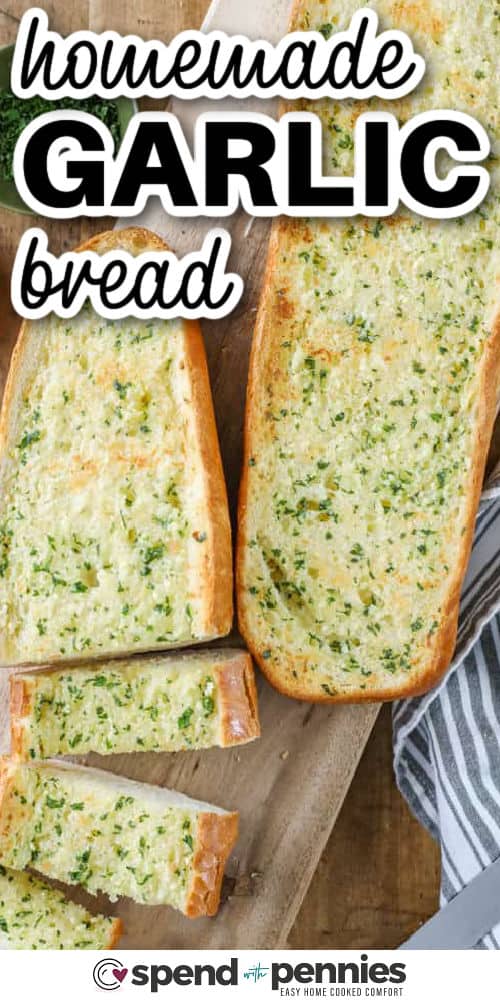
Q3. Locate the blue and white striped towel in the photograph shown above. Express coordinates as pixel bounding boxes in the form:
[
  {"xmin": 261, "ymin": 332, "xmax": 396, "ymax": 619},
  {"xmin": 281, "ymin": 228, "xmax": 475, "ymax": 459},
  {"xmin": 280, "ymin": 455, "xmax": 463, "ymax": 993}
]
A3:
[{"xmin": 393, "ymin": 469, "xmax": 500, "ymax": 949}]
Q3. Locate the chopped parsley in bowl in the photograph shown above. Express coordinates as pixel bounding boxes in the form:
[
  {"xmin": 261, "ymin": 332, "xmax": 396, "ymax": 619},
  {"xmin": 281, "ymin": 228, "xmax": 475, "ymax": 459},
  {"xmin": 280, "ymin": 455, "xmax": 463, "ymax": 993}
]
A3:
[{"xmin": 0, "ymin": 44, "xmax": 136, "ymax": 213}]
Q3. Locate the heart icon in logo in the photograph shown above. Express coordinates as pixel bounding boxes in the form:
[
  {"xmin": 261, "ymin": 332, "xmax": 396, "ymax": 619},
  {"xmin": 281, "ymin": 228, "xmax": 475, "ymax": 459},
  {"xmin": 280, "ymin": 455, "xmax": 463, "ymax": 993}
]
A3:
[{"xmin": 112, "ymin": 969, "xmax": 129, "ymax": 984}]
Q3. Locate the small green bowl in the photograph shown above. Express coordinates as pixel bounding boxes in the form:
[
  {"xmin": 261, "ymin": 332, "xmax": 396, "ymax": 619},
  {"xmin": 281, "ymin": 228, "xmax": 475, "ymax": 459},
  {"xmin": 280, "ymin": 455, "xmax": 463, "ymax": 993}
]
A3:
[{"xmin": 0, "ymin": 43, "xmax": 137, "ymax": 214}]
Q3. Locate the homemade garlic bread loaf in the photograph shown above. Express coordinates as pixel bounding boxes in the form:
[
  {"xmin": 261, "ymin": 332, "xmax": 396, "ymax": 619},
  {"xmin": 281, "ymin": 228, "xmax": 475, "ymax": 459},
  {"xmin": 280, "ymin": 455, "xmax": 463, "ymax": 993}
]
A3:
[
  {"xmin": 0, "ymin": 865, "xmax": 121, "ymax": 949},
  {"xmin": 0, "ymin": 228, "xmax": 232, "ymax": 666},
  {"xmin": 0, "ymin": 758, "xmax": 238, "ymax": 916},
  {"xmin": 238, "ymin": 0, "xmax": 500, "ymax": 701},
  {"xmin": 10, "ymin": 649, "xmax": 260, "ymax": 759}
]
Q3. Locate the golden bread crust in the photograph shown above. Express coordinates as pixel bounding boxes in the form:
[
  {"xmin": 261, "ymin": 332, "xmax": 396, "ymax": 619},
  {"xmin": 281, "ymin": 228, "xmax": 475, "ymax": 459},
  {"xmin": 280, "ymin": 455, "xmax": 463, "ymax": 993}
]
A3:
[
  {"xmin": 215, "ymin": 652, "xmax": 260, "ymax": 746},
  {"xmin": 9, "ymin": 673, "xmax": 32, "ymax": 757},
  {"xmin": 0, "ymin": 757, "xmax": 29, "ymax": 854},
  {"xmin": 182, "ymin": 318, "xmax": 233, "ymax": 639},
  {"xmin": 185, "ymin": 810, "xmax": 238, "ymax": 918},
  {"xmin": 106, "ymin": 917, "xmax": 124, "ymax": 949}
]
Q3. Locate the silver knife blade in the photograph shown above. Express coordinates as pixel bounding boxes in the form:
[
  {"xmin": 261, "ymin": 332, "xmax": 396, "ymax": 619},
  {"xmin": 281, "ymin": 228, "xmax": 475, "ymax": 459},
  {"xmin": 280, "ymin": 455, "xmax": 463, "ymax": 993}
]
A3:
[
  {"xmin": 116, "ymin": 0, "xmax": 292, "ymax": 243},
  {"xmin": 400, "ymin": 856, "xmax": 500, "ymax": 949},
  {"xmin": 202, "ymin": 0, "xmax": 289, "ymax": 40}
]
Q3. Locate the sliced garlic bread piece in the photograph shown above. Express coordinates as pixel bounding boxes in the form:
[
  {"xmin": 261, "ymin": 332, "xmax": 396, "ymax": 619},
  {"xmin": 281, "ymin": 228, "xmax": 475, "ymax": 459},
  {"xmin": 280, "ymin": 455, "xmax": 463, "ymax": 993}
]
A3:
[
  {"xmin": 0, "ymin": 865, "xmax": 121, "ymax": 949},
  {"xmin": 10, "ymin": 648, "xmax": 259, "ymax": 759},
  {"xmin": 0, "ymin": 227, "xmax": 232, "ymax": 666},
  {"xmin": 0, "ymin": 758, "xmax": 238, "ymax": 917},
  {"xmin": 238, "ymin": 0, "xmax": 500, "ymax": 701}
]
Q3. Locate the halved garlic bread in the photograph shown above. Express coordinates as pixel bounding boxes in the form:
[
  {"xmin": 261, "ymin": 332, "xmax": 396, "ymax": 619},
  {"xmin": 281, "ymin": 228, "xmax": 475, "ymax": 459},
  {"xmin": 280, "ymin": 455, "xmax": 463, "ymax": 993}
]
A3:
[
  {"xmin": 10, "ymin": 648, "xmax": 259, "ymax": 759},
  {"xmin": 237, "ymin": 0, "xmax": 500, "ymax": 701},
  {"xmin": 0, "ymin": 228, "xmax": 232, "ymax": 666},
  {"xmin": 0, "ymin": 758, "xmax": 238, "ymax": 917}
]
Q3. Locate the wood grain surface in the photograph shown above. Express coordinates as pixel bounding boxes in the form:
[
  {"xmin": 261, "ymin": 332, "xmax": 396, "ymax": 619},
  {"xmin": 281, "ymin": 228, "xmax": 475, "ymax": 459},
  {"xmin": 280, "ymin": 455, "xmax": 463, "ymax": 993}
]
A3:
[{"xmin": 0, "ymin": 0, "xmax": 440, "ymax": 949}]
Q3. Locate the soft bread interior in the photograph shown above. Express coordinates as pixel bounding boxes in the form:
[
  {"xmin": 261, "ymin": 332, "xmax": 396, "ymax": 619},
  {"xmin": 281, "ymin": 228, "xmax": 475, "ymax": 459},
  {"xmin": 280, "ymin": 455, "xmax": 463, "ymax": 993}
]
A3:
[{"xmin": 29, "ymin": 759, "xmax": 229, "ymax": 815}]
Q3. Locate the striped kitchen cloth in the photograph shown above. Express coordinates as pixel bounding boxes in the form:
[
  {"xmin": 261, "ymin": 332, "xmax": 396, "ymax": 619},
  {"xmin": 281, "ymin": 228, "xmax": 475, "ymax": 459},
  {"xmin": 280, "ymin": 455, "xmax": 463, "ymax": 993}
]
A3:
[{"xmin": 393, "ymin": 466, "xmax": 500, "ymax": 949}]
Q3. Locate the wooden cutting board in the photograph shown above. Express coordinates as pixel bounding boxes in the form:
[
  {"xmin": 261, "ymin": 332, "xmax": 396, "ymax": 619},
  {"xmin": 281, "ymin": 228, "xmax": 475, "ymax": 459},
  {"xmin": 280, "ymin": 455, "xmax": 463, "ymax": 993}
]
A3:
[{"xmin": 0, "ymin": 0, "xmax": 379, "ymax": 950}]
